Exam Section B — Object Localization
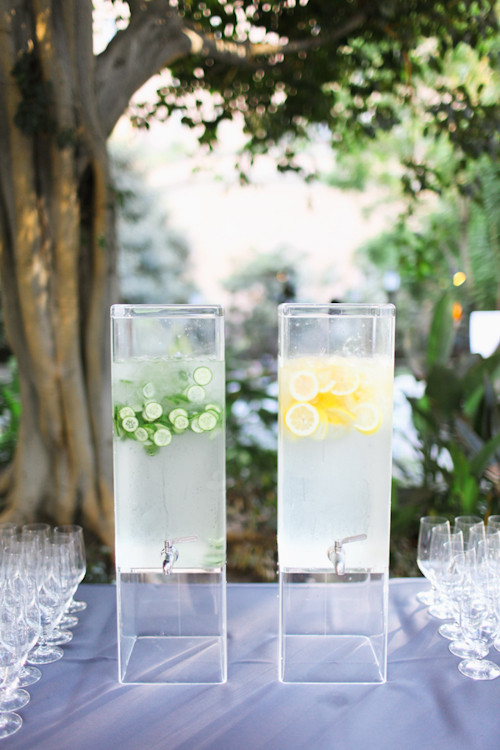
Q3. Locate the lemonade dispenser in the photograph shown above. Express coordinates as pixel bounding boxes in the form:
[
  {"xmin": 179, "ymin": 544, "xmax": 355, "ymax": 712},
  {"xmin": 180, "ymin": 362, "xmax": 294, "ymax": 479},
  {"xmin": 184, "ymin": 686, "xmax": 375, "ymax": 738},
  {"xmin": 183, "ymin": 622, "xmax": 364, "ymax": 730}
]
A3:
[
  {"xmin": 111, "ymin": 305, "xmax": 226, "ymax": 684},
  {"xmin": 278, "ymin": 304, "xmax": 395, "ymax": 683}
]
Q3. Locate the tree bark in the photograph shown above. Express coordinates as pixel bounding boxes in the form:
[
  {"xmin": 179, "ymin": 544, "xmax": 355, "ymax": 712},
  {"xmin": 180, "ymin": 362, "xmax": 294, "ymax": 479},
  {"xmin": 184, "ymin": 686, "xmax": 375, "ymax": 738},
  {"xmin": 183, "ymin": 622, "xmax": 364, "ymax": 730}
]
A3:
[{"xmin": 0, "ymin": 0, "xmax": 115, "ymax": 543}]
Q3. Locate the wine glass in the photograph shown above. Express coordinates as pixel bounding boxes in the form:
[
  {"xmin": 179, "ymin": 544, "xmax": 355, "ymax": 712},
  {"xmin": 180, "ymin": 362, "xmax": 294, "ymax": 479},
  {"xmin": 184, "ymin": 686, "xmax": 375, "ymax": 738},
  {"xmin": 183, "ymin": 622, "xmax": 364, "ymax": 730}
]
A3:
[
  {"xmin": 455, "ymin": 516, "xmax": 484, "ymax": 546},
  {"xmin": 54, "ymin": 525, "xmax": 87, "ymax": 612},
  {"xmin": 457, "ymin": 588, "xmax": 500, "ymax": 680},
  {"xmin": 428, "ymin": 525, "xmax": 462, "ymax": 619},
  {"xmin": 487, "ymin": 515, "xmax": 500, "ymax": 531},
  {"xmin": 416, "ymin": 516, "xmax": 450, "ymax": 605},
  {"xmin": 437, "ymin": 538, "xmax": 466, "ymax": 640}
]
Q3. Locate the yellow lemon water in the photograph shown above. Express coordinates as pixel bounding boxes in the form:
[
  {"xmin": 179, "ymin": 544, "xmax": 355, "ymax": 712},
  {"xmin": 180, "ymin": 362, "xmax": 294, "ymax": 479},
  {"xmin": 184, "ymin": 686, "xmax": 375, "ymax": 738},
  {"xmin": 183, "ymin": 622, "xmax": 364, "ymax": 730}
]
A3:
[{"xmin": 278, "ymin": 354, "xmax": 393, "ymax": 571}]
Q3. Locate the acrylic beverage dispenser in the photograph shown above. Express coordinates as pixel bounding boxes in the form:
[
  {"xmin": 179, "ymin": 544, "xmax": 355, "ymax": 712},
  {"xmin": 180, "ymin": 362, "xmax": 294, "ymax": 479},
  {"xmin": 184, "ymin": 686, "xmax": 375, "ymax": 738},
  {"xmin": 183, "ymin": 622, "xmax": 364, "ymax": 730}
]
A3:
[
  {"xmin": 111, "ymin": 305, "xmax": 226, "ymax": 684},
  {"xmin": 278, "ymin": 304, "xmax": 395, "ymax": 683}
]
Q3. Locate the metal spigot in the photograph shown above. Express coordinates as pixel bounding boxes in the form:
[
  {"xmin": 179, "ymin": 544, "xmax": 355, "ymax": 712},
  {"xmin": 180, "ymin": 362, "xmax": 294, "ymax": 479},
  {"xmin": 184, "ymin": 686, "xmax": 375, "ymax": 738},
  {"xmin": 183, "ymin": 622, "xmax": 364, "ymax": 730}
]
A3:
[
  {"xmin": 161, "ymin": 535, "xmax": 197, "ymax": 575},
  {"xmin": 327, "ymin": 534, "xmax": 367, "ymax": 576}
]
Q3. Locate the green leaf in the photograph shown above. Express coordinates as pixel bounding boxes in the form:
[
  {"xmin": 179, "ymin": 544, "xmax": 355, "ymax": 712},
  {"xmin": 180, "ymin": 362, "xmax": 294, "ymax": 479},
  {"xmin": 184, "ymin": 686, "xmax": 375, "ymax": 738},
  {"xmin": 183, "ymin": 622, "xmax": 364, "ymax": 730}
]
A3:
[
  {"xmin": 461, "ymin": 475, "xmax": 479, "ymax": 514},
  {"xmin": 426, "ymin": 291, "xmax": 455, "ymax": 369},
  {"xmin": 425, "ymin": 364, "xmax": 462, "ymax": 415},
  {"xmin": 469, "ymin": 431, "xmax": 500, "ymax": 476}
]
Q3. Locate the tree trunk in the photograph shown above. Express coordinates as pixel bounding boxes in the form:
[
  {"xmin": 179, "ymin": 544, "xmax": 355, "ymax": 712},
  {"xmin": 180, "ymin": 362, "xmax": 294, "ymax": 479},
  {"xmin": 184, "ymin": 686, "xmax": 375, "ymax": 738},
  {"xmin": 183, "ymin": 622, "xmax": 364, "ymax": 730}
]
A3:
[{"xmin": 0, "ymin": 0, "xmax": 116, "ymax": 544}]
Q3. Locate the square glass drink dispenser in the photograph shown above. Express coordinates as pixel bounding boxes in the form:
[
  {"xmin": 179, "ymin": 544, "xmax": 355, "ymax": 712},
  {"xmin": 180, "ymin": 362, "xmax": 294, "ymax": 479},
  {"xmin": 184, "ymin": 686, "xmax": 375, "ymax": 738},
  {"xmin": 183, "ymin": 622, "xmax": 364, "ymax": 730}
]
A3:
[
  {"xmin": 278, "ymin": 304, "xmax": 395, "ymax": 683},
  {"xmin": 111, "ymin": 305, "xmax": 226, "ymax": 684}
]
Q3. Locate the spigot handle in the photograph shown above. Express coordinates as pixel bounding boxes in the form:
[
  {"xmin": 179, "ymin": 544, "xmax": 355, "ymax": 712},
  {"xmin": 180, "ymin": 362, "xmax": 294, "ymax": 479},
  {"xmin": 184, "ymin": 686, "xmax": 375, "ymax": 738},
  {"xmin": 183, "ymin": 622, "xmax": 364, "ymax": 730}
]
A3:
[
  {"xmin": 327, "ymin": 533, "xmax": 367, "ymax": 576},
  {"xmin": 171, "ymin": 535, "xmax": 197, "ymax": 545},
  {"xmin": 161, "ymin": 535, "xmax": 198, "ymax": 575},
  {"xmin": 340, "ymin": 534, "xmax": 367, "ymax": 546}
]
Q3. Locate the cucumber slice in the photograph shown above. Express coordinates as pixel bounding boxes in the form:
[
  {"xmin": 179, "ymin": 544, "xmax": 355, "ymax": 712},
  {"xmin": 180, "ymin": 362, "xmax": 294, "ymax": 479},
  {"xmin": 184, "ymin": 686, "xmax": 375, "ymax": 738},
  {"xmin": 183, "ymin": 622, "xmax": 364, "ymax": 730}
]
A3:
[
  {"xmin": 153, "ymin": 428, "xmax": 172, "ymax": 447},
  {"xmin": 198, "ymin": 411, "xmax": 217, "ymax": 431},
  {"xmin": 193, "ymin": 366, "xmax": 213, "ymax": 386},
  {"xmin": 142, "ymin": 382, "xmax": 156, "ymax": 399},
  {"xmin": 119, "ymin": 406, "xmax": 135, "ymax": 420},
  {"xmin": 169, "ymin": 408, "xmax": 188, "ymax": 424},
  {"xmin": 205, "ymin": 403, "xmax": 221, "ymax": 414},
  {"xmin": 205, "ymin": 409, "xmax": 220, "ymax": 424},
  {"xmin": 173, "ymin": 414, "xmax": 189, "ymax": 430},
  {"xmin": 186, "ymin": 385, "xmax": 205, "ymax": 403},
  {"xmin": 143, "ymin": 402, "xmax": 163, "ymax": 421},
  {"xmin": 190, "ymin": 416, "xmax": 204, "ymax": 433},
  {"xmin": 134, "ymin": 427, "xmax": 149, "ymax": 442},
  {"xmin": 122, "ymin": 416, "xmax": 139, "ymax": 432}
]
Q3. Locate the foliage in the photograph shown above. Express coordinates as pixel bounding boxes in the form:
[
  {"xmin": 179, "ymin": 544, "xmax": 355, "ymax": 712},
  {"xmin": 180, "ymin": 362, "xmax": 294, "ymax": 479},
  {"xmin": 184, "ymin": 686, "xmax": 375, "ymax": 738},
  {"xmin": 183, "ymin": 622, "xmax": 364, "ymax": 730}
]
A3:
[
  {"xmin": 226, "ymin": 358, "xmax": 278, "ymax": 580},
  {"xmin": 128, "ymin": 1, "xmax": 500, "ymax": 180},
  {"xmin": 354, "ymin": 142, "xmax": 500, "ymax": 385},
  {"xmin": 0, "ymin": 359, "xmax": 20, "ymax": 469},
  {"xmin": 392, "ymin": 294, "xmax": 500, "ymax": 552}
]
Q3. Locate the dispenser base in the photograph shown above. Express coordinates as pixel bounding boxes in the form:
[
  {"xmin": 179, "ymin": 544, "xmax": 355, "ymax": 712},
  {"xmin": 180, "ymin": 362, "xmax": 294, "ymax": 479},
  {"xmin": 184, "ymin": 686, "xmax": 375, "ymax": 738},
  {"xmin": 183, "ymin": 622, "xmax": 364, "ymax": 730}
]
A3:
[
  {"xmin": 279, "ymin": 569, "xmax": 388, "ymax": 684},
  {"xmin": 117, "ymin": 567, "xmax": 227, "ymax": 684}
]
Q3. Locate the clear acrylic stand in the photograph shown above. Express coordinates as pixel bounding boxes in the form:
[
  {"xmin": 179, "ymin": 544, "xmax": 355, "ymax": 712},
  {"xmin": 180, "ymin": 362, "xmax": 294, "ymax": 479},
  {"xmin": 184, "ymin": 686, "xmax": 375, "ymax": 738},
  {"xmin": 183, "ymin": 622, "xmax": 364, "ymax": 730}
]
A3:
[
  {"xmin": 280, "ymin": 570, "xmax": 388, "ymax": 683},
  {"xmin": 117, "ymin": 568, "xmax": 226, "ymax": 684}
]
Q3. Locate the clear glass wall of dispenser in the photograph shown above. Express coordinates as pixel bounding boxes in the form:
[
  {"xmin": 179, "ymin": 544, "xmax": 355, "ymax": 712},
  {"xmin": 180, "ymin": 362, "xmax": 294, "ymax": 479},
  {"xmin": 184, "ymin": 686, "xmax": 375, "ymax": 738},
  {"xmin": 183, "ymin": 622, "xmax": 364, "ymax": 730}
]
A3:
[
  {"xmin": 111, "ymin": 305, "xmax": 226, "ymax": 684},
  {"xmin": 278, "ymin": 304, "xmax": 395, "ymax": 683}
]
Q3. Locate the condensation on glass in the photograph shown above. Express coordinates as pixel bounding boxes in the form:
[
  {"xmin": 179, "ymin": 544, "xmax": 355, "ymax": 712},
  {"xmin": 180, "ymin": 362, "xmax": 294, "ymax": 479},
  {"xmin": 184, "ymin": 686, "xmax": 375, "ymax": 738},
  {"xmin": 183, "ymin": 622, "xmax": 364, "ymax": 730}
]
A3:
[
  {"xmin": 278, "ymin": 303, "xmax": 395, "ymax": 683},
  {"xmin": 111, "ymin": 305, "xmax": 226, "ymax": 684}
]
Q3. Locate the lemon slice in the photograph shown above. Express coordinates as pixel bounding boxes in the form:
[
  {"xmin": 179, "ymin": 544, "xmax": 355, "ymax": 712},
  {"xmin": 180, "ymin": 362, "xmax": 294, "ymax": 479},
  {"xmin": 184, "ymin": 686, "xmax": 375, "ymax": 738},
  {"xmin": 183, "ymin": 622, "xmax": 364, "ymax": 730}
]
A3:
[
  {"xmin": 326, "ymin": 407, "xmax": 354, "ymax": 425},
  {"xmin": 312, "ymin": 408, "xmax": 329, "ymax": 440},
  {"xmin": 289, "ymin": 370, "xmax": 319, "ymax": 402},
  {"xmin": 330, "ymin": 366, "xmax": 360, "ymax": 396},
  {"xmin": 285, "ymin": 402, "xmax": 320, "ymax": 436},
  {"xmin": 353, "ymin": 403, "xmax": 381, "ymax": 435},
  {"xmin": 316, "ymin": 367, "xmax": 336, "ymax": 393}
]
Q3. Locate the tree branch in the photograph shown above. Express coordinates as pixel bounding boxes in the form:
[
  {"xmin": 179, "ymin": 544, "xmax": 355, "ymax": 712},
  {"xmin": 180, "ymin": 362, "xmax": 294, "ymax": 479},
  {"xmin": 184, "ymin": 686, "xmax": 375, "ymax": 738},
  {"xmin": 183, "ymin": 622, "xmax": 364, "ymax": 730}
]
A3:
[
  {"xmin": 194, "ymin": 9, "xmax": 368, "ymax": 67},
  {"xmin": 95, "ymin": 2, "xmax": 191, "ymax": 138}
]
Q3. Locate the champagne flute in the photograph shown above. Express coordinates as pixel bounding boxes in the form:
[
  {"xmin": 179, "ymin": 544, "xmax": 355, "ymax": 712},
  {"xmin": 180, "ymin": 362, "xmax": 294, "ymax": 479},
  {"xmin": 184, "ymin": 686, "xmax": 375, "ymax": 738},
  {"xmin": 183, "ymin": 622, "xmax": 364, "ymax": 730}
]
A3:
[
  {"xmin": 416, "ymin": 516, "xmax": 450, "ymax": 605},
  {"xmin": 0, "ymin": 576, "xmax": 31, "ymax": 713},
  {"xmin": 46, "ymin": 535, "xmax": 78, "ymax": 644},
  {"xmin": 0, "ymin": 616, "xmax": 22, "ymax": 738},
  {"xmin": 3, "ymin": 540, "xmax": 41, "ymax": 688},
  {"xmin": 54, "ymin": 525, "xmax": 87, "ymax": 612},
  {"xmin": 27, "ymin": 548, "xmax": 65, "ymax": 664}
]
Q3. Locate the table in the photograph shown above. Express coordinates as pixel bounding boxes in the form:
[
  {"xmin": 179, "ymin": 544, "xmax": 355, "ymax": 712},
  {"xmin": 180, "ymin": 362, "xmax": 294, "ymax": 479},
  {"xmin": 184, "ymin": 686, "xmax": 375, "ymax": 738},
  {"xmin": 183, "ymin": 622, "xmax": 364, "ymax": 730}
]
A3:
[{"xmin": 7, "ymin": 580, "xmax": 500, "ymax": 750}]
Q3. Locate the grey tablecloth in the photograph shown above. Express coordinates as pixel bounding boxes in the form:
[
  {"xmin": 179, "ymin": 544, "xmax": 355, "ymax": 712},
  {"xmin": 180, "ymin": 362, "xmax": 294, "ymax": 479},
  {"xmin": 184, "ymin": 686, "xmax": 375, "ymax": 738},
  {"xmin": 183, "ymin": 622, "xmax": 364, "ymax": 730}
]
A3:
[{"xmin": 7, "ymin": 580, "xmax": 500, "ymax": 750}]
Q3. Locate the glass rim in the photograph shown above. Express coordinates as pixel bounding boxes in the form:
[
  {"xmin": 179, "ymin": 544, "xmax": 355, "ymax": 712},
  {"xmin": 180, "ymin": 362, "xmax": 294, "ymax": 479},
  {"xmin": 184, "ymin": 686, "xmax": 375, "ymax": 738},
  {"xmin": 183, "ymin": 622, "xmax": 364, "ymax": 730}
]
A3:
[
  {"xmin": 278, "ymin": 303, "xmax": 395, "ymax": 318},
  {"xmin": 111, "ymin": 304, "xmax": 224, "ymax": 319}
]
